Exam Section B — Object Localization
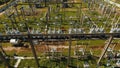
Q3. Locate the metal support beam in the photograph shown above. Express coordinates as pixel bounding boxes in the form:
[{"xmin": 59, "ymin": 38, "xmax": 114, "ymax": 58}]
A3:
[
  {"xmin": 0, "ymin": 45, "xmax": 7, "ymax": 57},
  {"xmin": 68, "ymin": 36, "xmax": 72, "ymax": 66},
  {"xmin": 20, "ymin": 7, "xmax": 26, "ymax": 20},
  {"xmin": 14, "ymin": 4, "xmax": 21, "ymax": 21},
  {"xmin": 0, "ymin": 44, "xmax": 10, "ymax": 68},
  {"xmin": 28, "ymin": 34, "xmax": 40, "ymax": 68},
  {"xmin": 0, "ymin": 52, "xmax": 11, "ymax": 68},
  {"xmin": 97, "ymin": 36, "xmax": 113, "ymax": 65},
  {"xmin": 24, "ymin": 22, "xmax": 40, "ymax": 68}
]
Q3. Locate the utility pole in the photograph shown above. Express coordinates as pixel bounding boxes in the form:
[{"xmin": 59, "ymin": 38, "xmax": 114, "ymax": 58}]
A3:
[
  {"xmin": 68, "ymin": 36, "xmax": 72, "ymax": 66},
  {"xmin": 0, "ymin": 45, "xmax": 11, "ymax": 68},
  {"xmin": 20, "ymin": 7, "xmax": 26, "ymax": 20},
  {"xmin": 14, "ymin": 3, "xmax": 21, "ymax": 21},
  {"xmin": 24, "ymin": 20, "xmax": 40, "ymax": 68},
  {"xmin": 0, "ymin": 46, "xmax": 7, "ymax": 57},
  {"xmin": 78, "ymin": 3, "xmax": 82, "ymax": 27},
  {"xmin": 0, "ymin": 52, "xmax": 11, "ymax": 68},
  {"xmin": 4, "ymin": 0, "xmax": 8, "ymax": 7},
  {"xmin": 62, "ymin": 0, "xmax": 68, "ymax": 8},
  {"xmin": 8, "ymin": 13, "xmax": 16, "ymax": 29},
  {"xmin": 97, "ymin": 36, "xmax": 113, "ymax": 66},
  {"xmin": 28, "ymin": 0, "xmax": 36, "ymax": 20},
  {"xmin": 44, "ymin": 0, "xmax": 47, "ymax": 7}
]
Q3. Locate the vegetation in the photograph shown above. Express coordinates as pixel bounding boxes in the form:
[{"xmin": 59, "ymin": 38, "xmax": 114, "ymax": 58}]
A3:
[
  {"xmin": 0, "ymin": 0, "xmax": 10, "ymax": 5},
  {"xmin": 0, "ymin": 0, "xmax": 120, "ymax": 68}
]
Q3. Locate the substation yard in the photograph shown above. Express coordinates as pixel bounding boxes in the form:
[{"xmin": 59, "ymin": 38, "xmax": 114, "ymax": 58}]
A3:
[{"xmin": 0, "ymin": 0, "xmax": 120, "ymax": 68}]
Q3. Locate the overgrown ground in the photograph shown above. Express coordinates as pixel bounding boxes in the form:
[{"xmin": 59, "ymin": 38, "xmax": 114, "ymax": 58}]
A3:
[
  {"xmin": 0, "ymin": 0, "xmax": 120, "ymax": 68},
  {"xmin": 0, "ymin": 39, "xmax": 120, "ymax": 67}
]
